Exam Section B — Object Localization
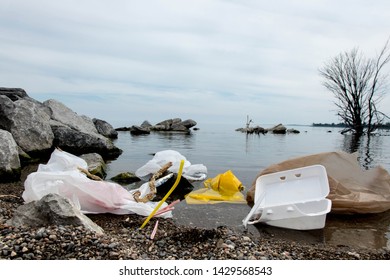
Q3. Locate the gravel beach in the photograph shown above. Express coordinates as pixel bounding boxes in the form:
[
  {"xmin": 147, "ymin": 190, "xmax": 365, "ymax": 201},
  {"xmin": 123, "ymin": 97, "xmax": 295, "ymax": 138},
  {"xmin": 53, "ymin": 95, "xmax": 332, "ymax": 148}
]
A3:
[{"xmin": 1, "ymin": 172, "xmax": 389, "ymax": 260}]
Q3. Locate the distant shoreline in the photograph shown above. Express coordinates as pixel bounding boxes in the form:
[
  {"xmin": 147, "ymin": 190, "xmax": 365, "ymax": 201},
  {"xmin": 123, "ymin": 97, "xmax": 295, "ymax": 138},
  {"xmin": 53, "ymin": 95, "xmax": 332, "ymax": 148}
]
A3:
[{"xmin": 312, "ymin": 122, "xmax": 390, "ymax": 129}]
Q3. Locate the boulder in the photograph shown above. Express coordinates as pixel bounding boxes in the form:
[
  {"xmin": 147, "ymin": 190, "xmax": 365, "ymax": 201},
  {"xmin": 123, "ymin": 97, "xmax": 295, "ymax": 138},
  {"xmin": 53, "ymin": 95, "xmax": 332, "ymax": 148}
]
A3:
[
  {"xmin": 170, "ymin": 123, "xmax": 188, "ymax": 131},
  {"xmin": 130, "ymin": 125, "xmax": 150, "ymax": 135},
  {"xmin": 0, "ymin": 129, "xmax": 21, "ymax": 182},
  {"xmin": 267, "ymin": 123, "xmax": 287, "ymax": 134},
  {"xmin": 51, "ymin": 124, "xmax": 122, "ymax": 159},
  {"xmin": 0, "ymin": 96, "xmax": 54, "ymax": 155},
  {"xmin": 45, "ymin": 99, "xmax": 122, "ymax": 159},
  {"xmin": 44, "ymin": 99, "xmax": 99, "ymax": 135},
  {"xmin": 0, "ymin": 87, "xmax": 28, "ymax": 101},
  {"xmin": 149, "ymin": 118, "xmax": 197, "ymax": 132},
  {"xmin": 180, "ymin": 119, "xmax": 197, "ymax": 129},
  {"xmin": 80, "ymin": 153, "xmax": 107, "ymax": 179},
  {"xmin": 140, "ymin": 120, "xmax": 152, "ymax": 128},
  {"xmin": 93, "ymin": 118, "xmax": 118, "ymax": 139},
  {"xmin": 6, "ymin": 193, "xmax": 103, "ymax": 234}
]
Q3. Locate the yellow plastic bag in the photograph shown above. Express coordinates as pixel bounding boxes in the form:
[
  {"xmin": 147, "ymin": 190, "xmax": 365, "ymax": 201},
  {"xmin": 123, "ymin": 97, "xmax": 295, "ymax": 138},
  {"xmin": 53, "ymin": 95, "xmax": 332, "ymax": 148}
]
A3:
[{"xmin": 185, "ymin": 170, "xmax": 246, "ymax": 204}]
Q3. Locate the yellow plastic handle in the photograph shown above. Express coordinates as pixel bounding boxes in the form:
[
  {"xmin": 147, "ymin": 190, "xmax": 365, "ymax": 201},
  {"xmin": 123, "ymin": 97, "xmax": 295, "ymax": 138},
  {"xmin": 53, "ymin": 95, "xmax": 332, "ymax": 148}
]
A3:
[{"xmin": 140, "ymin": 159, "xmax": 185, "ymax": 229}]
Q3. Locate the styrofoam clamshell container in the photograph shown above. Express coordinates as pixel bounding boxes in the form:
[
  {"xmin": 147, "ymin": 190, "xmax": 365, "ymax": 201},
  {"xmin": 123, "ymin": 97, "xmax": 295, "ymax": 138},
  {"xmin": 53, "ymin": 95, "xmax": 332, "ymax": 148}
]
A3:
[{"xmin": 243, "ymin": 165, "xmax": 332, "ymax": 230}]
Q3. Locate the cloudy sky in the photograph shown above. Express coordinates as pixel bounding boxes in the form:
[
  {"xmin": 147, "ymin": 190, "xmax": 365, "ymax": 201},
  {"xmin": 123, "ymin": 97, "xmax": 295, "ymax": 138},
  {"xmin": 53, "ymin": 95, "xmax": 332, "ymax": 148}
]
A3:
[{"xmin": 1, "ymin": 0, "xmax": 390, "ymax": 128}]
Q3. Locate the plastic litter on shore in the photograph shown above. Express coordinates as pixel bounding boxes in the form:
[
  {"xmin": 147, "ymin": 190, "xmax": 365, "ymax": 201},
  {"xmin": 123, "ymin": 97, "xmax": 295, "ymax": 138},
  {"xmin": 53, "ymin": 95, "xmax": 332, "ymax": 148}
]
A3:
[
  {"xmin": 22, "ymin": 149, "xmax": 173, "ymax": 217},
  {"xmin": 185, "ymin": 170, "xmax": 246, "ymax": 204},
  {"xmin": 243, "ymin": 165, "xmax": 332, "ymax": 230}
]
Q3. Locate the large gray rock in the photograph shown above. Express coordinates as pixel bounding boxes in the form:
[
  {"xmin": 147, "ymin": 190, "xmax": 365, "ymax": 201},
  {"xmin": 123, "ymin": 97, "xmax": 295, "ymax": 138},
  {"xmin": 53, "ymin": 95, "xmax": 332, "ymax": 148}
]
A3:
[
  {"xmin": 44, "ymin": 99, "xmax": 99, "ymax": 135},
  {"xmin": 0, "ymin": 95, "xmax": 15, "ymax": 130},
  {"xmin": 0, "ymin": 87, "xmax": 28, "ymax": 101},
  {"xmin": 93, "ymin": 118, "xmax": 118, "ymax": 139},
  {"xmin": 149, "ymin": 118, "xmax": 197, "ymax": 132},
  {"xmin": 7, "ymin": 193, "xmax": 104, "ymax": 234},
  {"xmin": 0, "ymin": 96, "xmax": 54, "ymax": 154},
  {"xmin": 45, "ymin": 99, "xmax": 122, "ymax": 159},
  {"xmin": 51, "ymin": 124, "xmax": 122, "ymax": 159},
  {"xmin": 0, "ymin": 129, "xmax": 21, "ymax": 181}
]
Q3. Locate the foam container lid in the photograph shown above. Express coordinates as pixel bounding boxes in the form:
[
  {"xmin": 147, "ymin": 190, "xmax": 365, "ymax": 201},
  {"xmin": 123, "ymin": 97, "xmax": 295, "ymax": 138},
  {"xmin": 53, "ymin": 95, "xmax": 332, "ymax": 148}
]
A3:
[{"xmin": 254, "ymin": 164, "xmax": 330, "ymax": 207}]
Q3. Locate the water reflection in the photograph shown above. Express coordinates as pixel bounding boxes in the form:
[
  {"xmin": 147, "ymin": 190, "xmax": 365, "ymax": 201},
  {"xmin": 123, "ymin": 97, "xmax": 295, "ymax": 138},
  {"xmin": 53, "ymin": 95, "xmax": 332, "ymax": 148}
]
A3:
[
  {"xmin": 341, "ymin": 134, "xmax": 385, "ymax": 170},
  {"xmin": 324, "ymin": 211, "xmax": 390, "ymax": 249}
]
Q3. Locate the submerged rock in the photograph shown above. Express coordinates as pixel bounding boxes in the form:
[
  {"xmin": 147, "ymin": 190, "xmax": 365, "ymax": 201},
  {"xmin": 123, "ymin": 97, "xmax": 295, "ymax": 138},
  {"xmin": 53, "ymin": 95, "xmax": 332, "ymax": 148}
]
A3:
[
  {"xmin": 131, "ymin": 118, "xmax": 198, "ymax": 133},
  {"xmin": 130, "ymin": 125, "xmax": 150, "ymax": 135},
  {"xmin": 267, "ymin": 123, "xmax": 287, "ymax": 134},
  {"xmin": 110, "ymin": 172, "xmax": 141, "ymax": 185}
]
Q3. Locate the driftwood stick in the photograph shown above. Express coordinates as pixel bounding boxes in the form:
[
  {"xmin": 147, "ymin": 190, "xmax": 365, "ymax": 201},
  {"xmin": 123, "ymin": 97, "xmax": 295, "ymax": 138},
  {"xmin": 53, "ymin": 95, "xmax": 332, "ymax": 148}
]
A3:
[
  {"xmin": 78, "ymin": 167, "xmax": 103, "ymax": 181},
  {"xmin": 0, "ymin": 195, "xmax": 20, "ymax": 199}
]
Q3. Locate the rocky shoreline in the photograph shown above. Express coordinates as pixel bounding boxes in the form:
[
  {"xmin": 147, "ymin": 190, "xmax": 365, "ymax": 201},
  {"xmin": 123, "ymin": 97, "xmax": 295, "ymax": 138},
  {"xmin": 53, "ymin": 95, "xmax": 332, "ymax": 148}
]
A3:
[{"xmin": 1, "ymin": 176, "xmax": 389, "ymax": 260}]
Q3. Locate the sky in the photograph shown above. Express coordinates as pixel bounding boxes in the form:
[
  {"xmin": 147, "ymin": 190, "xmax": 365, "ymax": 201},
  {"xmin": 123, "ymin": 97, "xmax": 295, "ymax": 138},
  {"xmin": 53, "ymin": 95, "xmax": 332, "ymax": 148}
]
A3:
[{"xmin": 1, "ymin": 0, "xmax": 390, "ymax": 128}]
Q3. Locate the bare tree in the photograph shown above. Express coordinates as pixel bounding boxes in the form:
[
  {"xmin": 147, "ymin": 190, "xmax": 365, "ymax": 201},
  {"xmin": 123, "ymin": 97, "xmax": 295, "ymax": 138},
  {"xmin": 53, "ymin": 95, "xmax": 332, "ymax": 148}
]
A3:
[{"xmin": 319, "ymin": 39, "xmax": 390, "ymax": 135}]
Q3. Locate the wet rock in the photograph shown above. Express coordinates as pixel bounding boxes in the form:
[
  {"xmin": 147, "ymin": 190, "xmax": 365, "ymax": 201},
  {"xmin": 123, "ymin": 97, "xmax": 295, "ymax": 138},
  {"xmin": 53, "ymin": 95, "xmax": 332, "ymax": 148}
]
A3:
[
  {"xmin": 236, "ymin": 126, "xmax": 266, "ymax": 134},
  {"xmin": 6, "ymin": 193, "xmax": 104, "ymax": 234},
  {"xmin": 287, "ymin": 128, "xmax": 300, "ymax": 134},
  {"xmin": 267, "ymin": 123, "xmax": 287, "ymax": 134},
  {"xmin": 0, "ymin": 129, "xmax": 21, "ymax": 182},
  {"xmin": 115, "ymin": 126, "xmax": 131, "ymax": 131},
  {"xmin": 130, "ymin": 125, "xmax": 150, "ymax": 135},
  {"xmin": 80, "ymin": 153, "xmax": 107, "ymax": 179},
  {"xmin": 110, "ymin": 172, "xmax": 141, "ymax": 185}
]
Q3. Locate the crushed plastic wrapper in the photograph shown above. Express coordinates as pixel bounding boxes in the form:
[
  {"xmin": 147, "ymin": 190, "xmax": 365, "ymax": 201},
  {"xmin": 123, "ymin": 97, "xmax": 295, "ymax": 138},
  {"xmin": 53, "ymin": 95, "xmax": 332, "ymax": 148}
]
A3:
[
  {"xmin": 185, "ymin": 170, "xmax": 246, "ymax": 204},
  {"xmin": 22, "ymin": 149, "xmax": 171, "ymax": 217},
  {"xmin": 135, "ymin": 150, "xmax": 207, "ymax": 181}
]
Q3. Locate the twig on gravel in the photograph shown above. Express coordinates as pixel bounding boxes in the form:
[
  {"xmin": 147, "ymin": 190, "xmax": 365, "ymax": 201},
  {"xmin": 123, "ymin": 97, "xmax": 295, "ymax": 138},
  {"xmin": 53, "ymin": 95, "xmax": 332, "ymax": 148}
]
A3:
[{"xmin": 0, "ymin": 194, "xmax": 20, "ymax": 199}]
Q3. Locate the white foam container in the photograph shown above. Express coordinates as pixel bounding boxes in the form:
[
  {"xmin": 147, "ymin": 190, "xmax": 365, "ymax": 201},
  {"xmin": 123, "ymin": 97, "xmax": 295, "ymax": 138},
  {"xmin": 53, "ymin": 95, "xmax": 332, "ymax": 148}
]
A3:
[{"xmin": 243, "ymin": 165, "xmax": 332, "ymax": 230}]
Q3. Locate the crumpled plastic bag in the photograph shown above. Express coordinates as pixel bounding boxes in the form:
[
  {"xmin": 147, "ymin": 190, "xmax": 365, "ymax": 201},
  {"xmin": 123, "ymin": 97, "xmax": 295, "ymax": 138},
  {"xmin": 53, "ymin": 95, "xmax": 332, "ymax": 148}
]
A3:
[
  {"xmin": 22, "ymin": 149, "xmax": 171, "ymax": 217},
  {"xmin": 135, "ymin": 150, "xmax": 207, "ymax": 181},
  {"xmin": 246, "ymin": 151, "xmax": 390, "ymax": 214},
  {"xmin": 185, "ymin": 170, "xmax": 246, "ymax": 204}
]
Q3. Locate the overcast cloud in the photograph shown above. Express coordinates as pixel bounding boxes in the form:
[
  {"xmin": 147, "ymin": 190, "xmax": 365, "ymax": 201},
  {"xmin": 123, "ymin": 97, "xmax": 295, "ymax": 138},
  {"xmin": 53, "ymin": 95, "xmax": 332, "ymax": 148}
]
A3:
[{"xmin": 1, "ymin": 0, "xmax": 390, "ymax": 128}]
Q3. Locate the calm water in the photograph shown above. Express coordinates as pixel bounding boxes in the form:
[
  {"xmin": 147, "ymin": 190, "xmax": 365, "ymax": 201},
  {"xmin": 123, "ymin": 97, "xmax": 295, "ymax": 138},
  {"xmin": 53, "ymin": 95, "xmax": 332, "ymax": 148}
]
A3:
[
  {"xmin": 107, "ymin": 124, "xmax": 390, "ymax": 187},
  {"xmin": 106, "ymin": 124, "xmax": 390, "ymax": 249}
]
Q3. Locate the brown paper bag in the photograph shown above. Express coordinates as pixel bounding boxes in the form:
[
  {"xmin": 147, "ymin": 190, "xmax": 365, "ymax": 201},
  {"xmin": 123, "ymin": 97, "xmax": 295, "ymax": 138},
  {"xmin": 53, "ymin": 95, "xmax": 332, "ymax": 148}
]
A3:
[{"xmin": 247, "ymin": 151, "xmax": 390, "ymax": 214}]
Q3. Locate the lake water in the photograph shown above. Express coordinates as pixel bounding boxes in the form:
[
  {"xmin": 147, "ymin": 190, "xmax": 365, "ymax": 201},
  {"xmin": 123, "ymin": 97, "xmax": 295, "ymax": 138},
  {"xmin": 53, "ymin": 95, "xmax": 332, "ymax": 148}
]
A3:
[
  {"xmin": 107, "ymin": 124, "xmax": 390, "ymax": 187},
  {"xmin": 106, "ymin": 124, "xmax": 390, "ymax": 250}
]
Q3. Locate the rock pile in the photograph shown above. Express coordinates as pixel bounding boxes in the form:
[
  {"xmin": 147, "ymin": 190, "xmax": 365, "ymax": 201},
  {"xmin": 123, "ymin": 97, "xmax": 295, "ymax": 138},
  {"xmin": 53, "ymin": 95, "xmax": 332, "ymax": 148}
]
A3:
[
  {"xmin": 0, "ymin": 87, "xmax": 121, "ymax": 182},
  {"xmin": 236, "ymin": 123, "xmax": 300, "ymax": 134},
  {"xmin": 117, "ymin": 118, "xmax": 197, "ymax": 135}
]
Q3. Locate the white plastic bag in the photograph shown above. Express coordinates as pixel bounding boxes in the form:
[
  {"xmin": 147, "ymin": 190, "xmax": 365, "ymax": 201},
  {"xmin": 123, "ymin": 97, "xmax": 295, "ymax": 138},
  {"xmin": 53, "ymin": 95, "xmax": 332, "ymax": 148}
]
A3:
[
  {"xmin": 135, "ymin": 150, "xmax": 207, "ymax": 181},
  {"xmin": 22, "ymin": 149, "xmax": 171, "ymax": 217}
]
